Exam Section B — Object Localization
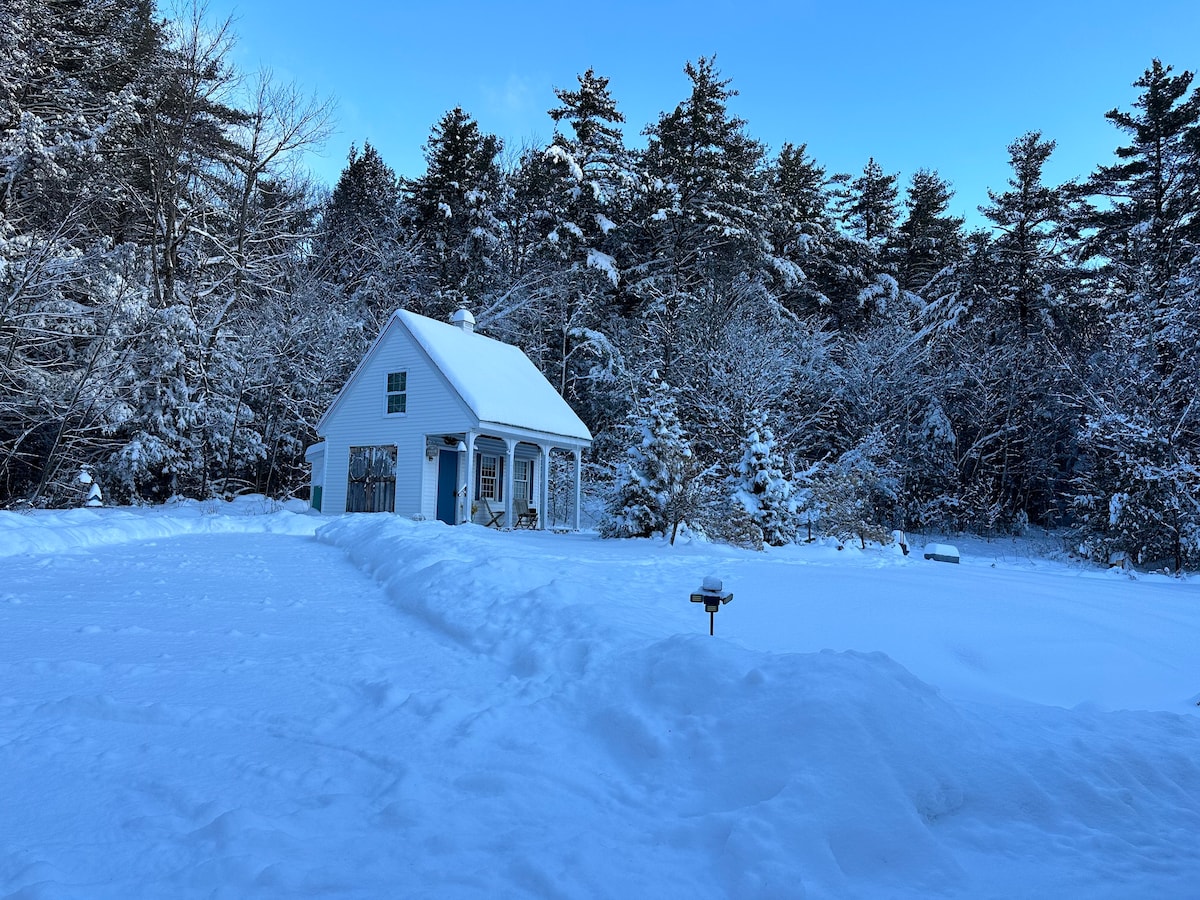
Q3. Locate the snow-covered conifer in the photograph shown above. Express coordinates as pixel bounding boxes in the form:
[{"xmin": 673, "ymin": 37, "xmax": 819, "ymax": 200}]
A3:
[
  {"xmin": 734, "ymin": 413, "xmax": 796, "ymax": 547},
  {"xmin": 601, "ymin": 376, "xmax": 693, "ymax": 541},
  {"xmin": 835, "ymin": 158, "xmax": 899, "ymax": 245}
]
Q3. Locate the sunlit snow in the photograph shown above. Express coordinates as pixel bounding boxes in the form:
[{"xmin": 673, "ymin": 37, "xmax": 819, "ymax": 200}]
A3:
[{"xmin": 2, "ymin": 500, "xmax": 1198, "ymax": 897}]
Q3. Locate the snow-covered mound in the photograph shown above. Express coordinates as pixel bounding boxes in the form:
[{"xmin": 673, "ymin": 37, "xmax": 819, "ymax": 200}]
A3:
[
  {"xmin": 2, "ymin": 508, "xmax": 1198, "ymax": 897},
  {"xmin": 0, "ymin": 496, "xmax": 317, "ymax": 559}
]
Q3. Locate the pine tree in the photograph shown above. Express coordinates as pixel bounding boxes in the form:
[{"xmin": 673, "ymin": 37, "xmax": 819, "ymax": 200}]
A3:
[
  {"xmin": 981, "ymin": 132, "xmax": 1077, "ymax": 336},
  {"xmin": 892, "ymin": 169, "xmax": 964, "ymax": 295},
  {"xmin": 911, "ymin": 133, "xmax": 1084, "ymax": 532},
  {"xmin": 836, "ymin": 158, "xmax": 899, "ymax": 245},
  {"xmin": 547, "ymin": 67, "xmax": 629, "ymax": 207},
  {"xmin": 1084, "ymin": 59, "xmax": 1200, "ymax": 334},
  {"xmin": 503, "ymin": 69, "xmax": 633, "ymax": 400},
  {"xmin": 632, "ymin": 57, "xmax": 768, "ymax": 376},
  {"xmin": 1072, "ymin": 60, "xmax": 1200, "ymax": 570},
  {"xmin": 822, "ymin": 158, "xmax": 901, "ymax": 328},
  {"xmin": 316, "ymin": 141, "xmax": 418, "ymax": 330},
  {"xmin": 323, "ymin": 143, "xmax": 401, "ymax": 279},
  {"xmin": 637, "ymin": 57, "xmax": 766, "ymax": 289},
  {"xmin": 543, "ymin": 68, "xmax": 630, "ymax": 288},
  {"xmin": 762, "ymin": 142, "xmax": 838, "ymax": 315},
  {"xmin": 601, "ymin": 376, "xmax": 694, "ymax": 541},
  {"xmin": 0, "ymin": 0, "xmax": 163, "ymax": 504},
  {"xmin": 734, "ymin": 413, "xmax": 796, "ymax": 546},
  {"xmin": 405, "ymin": 107, "xmax": 504, "ymax": 316}
]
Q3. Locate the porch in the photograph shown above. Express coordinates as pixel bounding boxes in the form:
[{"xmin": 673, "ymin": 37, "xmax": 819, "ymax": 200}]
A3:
[{"xmin": 424, "ymin": 428, "xmax": 587, "ymax": 531}]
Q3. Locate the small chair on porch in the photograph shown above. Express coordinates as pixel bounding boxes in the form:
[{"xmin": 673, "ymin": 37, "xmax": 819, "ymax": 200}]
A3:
[
  {"xmin": 513, "ymin": 498, "xmax": 538, "ymax": 529},
  {"xmin": 479, "ymin": 497, "xmax": 504, "ymax": 528}
]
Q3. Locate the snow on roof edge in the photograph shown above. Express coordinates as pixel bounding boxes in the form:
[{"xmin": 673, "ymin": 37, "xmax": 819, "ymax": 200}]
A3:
[{"xmin": 396, "ymin": 310, "xmax": 593, "ymax": 443}]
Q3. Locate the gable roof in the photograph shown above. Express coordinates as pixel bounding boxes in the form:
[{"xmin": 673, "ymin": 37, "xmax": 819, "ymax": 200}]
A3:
[
  {"xmin": 319, "ymin": 309, "xmax": 592, "ymax": 443},
  {"xmin": 399, "ymin": 310, "xmax": 591, "ymax": 442}
]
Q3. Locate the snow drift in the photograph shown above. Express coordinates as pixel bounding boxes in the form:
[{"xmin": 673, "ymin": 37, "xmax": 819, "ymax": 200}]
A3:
[{"xmin": 1, "ymin": 505, "xmax": 1198, "ymax": 897}]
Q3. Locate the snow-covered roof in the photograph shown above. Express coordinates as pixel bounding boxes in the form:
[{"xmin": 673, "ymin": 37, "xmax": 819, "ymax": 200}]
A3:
[{"xmin": 397, "ymin": 310, "xmax": 592, "ymax": 443}]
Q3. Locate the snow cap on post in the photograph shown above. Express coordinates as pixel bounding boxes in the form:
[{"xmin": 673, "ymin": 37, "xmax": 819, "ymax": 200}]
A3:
[{"xmin": 449, "ymin": 308, "xmax": 475, "ymax": 334}]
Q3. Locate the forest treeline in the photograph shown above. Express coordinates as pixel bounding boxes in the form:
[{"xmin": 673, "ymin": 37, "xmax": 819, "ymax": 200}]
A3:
[{"xmin": 2, "ymin": 2, "xmax": 1199, "ymax": 568}]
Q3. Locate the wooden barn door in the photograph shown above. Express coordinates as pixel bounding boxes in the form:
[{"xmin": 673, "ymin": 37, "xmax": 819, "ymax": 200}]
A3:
[{"xmin": 346, "ymin": 445, "xmax": 397, "ymax": 513}]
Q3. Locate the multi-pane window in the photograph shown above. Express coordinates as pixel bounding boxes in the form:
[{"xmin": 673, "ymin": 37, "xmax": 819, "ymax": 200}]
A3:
[
  {"xmin": 514, "ymin": 459, "xmax": 531, "ymax": 501},
  {"xmin": 386, "ymin": 371, "xmax": 407, "ymax": 414},
  {"xmin": 478, "ymin": 454, "xmax": 500, "ymax": 500}
]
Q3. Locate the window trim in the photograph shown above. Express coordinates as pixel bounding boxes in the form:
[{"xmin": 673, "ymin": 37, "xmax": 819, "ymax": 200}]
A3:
[{"xmin": 385, "ymin": 370, "xmax": 407, "ymax": 416}]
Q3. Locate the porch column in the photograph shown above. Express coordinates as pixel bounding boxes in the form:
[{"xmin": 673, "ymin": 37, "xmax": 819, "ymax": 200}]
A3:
[
  {"xmin": 537, "ymin": 443, "xmax": 552, "ymax": 531},
  {"xmin": 503, "ymin": 437, "xmax": 516, "ymax": 528},
  {"xmin": 460, "ymin": 432, "xmax": 475, "ymax": 525},
  {"xmin": 572, "ymin": 447, "xmax": 583, "ymax": 531}
]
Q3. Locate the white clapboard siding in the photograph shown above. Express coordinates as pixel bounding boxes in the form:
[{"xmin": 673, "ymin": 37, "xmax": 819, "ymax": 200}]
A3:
[
  {"xmin": 311, "ymin": 309, "xmax": 592, "ymax": 526},
  {"xmin": 319, "ymin": 316, "xmax": 472, "ymax": 516}
]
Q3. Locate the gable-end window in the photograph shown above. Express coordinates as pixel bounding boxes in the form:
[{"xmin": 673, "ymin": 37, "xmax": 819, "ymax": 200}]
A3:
[{"xmin": 386, "ymin": 371, "xmax": 407, "ymax": 414}]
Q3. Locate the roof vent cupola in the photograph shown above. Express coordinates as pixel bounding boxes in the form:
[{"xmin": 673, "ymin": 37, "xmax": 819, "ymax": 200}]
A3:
[{"xmin": 449, "ymin": 308, "xmax": 476, "ymax": 334}]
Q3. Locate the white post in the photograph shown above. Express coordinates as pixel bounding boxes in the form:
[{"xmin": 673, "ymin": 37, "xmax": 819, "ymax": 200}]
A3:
[
  {"xmin": 572, "ymin": 447, "xmax": 583, "ymax": 531},
  {"xmin": 460, "ymin": 432, "xmax": 475, "ymax": 525},
  {"xmin": 503, "ymin": 438, "xmax": 516, "ymax": 528},
  {"xmin": 537, "ymin": 443, "xmax": 552, "ymax": 530}
]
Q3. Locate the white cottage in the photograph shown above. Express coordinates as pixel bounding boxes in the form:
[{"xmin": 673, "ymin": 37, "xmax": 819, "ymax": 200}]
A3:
[{"xmin": 305, "ymin": 308, "xmax": 593, "ymax": 529}]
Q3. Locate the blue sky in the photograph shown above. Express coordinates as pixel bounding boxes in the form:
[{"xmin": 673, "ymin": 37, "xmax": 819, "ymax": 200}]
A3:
[{"xmin": 206, "ymin": 0, "xmax": 1200, "ymax": 225}]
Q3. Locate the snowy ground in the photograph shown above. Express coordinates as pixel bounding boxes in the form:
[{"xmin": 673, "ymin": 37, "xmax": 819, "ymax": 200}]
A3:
[{"xmin": 1, "ymin": 501, "xmax": 1198, "ymax": 898}]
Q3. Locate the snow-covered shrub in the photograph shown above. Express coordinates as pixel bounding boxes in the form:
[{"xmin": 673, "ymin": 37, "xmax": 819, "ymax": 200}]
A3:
[{"xmin": 808, "ymin": 429, "xmax": 901, "ymax": 548}]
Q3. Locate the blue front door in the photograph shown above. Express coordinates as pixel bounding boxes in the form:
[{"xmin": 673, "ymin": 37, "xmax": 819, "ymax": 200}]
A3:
[{"xmin": 436, "ymin": 450, "xmax": 458, "ymax": 524}]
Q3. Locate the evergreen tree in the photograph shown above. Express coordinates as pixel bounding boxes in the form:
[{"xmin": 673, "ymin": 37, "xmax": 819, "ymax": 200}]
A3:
[
  {"xmin": 1072, "ymin": 60, "xmax": 1200, "ymax": 570},
  {"xmin": 633, "ymin": 57, "xmax": 768, "ymax": 376},
  {"xmin": 511, "ymin": 69, "xmax": 633, "ymax": 399},
  {"xmin": 981, "ymin": 132, "xmax": 1077, "ymax": 336},
  {"xmin": 601, "ymin": 376, "xmax": 694, "ymax": 541},
  {"xmin": 836, "ymin": 157, "xmax": 899, "ymax": 245},
  {"xmin": 639, "ymin": 56, "xmax": 765, "ymax": 267},
  {"xmin": 892, "ymin": 169, "xmax": 964, "ymax": 295},
  {"xmin": 322, "ymin": 143, "xmax": 401, "ymax": 284},
  {"xmin": 1083, "ymin": 59, "xmax": 1200, "ymax": 335},
  {"xmin": 820, "ymin": 158, "xmax": 901, "ymax": 328},
  {"xmin": 1074, "ymin": 342, "xmax": 1200, "ymax": 572},
  {"xmin": 316, "ymin": 141, "xmax": 418, "ymax": 329},
  {"xmin": 405, "ymin": 107, "xmax": 504, "ymax": 316},
  {"xmin": 734, "ymin": 413, "xmax": 796, "ymax": 547},
  {"xmin": 543, "ymin": 68, "xmax": 630, "ymax": 287},
  {"xmin": 547, "ymin": 67, "xmax": 629, "ymax": 210},
  {"xmin": 0, "ymin": 0, "xmax": 162, "ymax": 503},
  {"xmin": 762, "ymin": 142, "xmax": 838, "ymax": 315},
  {"xmin": 912, "ymin": 133, "xmax": 1083, "ymax": 532}
]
